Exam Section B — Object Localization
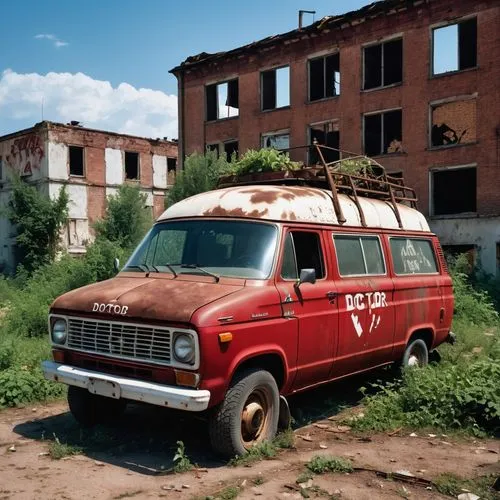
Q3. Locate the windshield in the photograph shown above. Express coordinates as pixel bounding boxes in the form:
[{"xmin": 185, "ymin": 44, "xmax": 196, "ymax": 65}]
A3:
[{"xmin": 123, "ymin": 220, "xmax": 278, "ymax": 279}]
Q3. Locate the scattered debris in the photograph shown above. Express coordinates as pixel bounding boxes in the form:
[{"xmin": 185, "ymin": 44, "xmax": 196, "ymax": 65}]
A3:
[
  {"xmin": 93, "ymin": 460, "xmax": 105, "ymax": 466},
  {"xmin": 297, "ymin": 434, "xmax": 313, "ymax": 442},
  {"xmin": 409, "ymin": 433, "xmax": 418, "ymax": 437},
  {"xmin": 457, "ymin": 494, "xmax": 480, "ymax": 500},
  {"xmin": 313, "ymin": 424, "xmax": 329, "ymax": 430},
  {"xmin": 319, "ymin": 444, "xmax": 328, "ymax": 449},
  {"xmin": 8, "ymin": 445, "xmax": 16, "ymax": 452},
  {"xmin": 428, "ymin": 434, "xmax": 437, "ymax": 438},
  {"xmin": 388, "ymin": 427, "xmax": 403, "ymax": 436}
]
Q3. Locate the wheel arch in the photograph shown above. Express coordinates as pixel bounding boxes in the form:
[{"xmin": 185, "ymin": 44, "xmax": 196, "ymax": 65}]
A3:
[{"xmin": 406, "ymin": 326, "xmax": 435, "ymax": 352}]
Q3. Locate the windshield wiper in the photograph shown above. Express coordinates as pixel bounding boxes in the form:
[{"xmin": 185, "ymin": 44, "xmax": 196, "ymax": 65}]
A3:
[
  {"xmin": 163, "ymin": 263, "xmax": 178, "ymax": 277},
  {"xmin": 180, "ymin": 264, "xmax": 219, "ymax": 283},
  {"xmin": 123, "ymin": 264, "xmax": 149, "ymax": 273}
]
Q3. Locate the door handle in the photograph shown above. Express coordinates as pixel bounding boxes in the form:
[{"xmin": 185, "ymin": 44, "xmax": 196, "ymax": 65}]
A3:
[{"xmin": 326, "ymin": 291, "xmax": 338, "ymax": 302}]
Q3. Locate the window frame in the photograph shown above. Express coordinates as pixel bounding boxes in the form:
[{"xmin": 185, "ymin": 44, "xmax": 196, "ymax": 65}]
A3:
[
  {"xmin": 205, "ymin": 78, "xmax": 239, "ymax": 122},
  {"xmin": 307, "ymin": 51, "xmax": 340, "ymax": 102},
  {"xmin": 261, "ymin": 129, "xmax": 290, "ymax": 150},
  {"xmin": 332, "ymin": 233, "xmax": 387, "ymax": 278},
  {"xmin": 279, "ymin": 230, "xmax": 327, "ymax": 282},
  {"xmin": 308, "ymin": 119, "xmax": 340, "ymax": 164},
  {"xmin": 260, "ymin": 65, "xmax": 291, "ymax": 112},
  {"xmin": 362, "ymin": 107, "xmax": 403, "ymax": 157},
  {"xmin": 389, "ymin": 237, "xmax": 439, "ymax": 276},
  {"xmin": 68, "ymin": 145, "xmax": 85, "ymax": 178},
  {"xmin": 124, "ymin": 150, "xmax": 140, "ymax": 181},
  {"xmin": 430, "ymin": 16, "xmax": 478, "ymax": 78},
  {"xmin": 362, "ymin": 35, "xmax": 403, "ymax": 91}
]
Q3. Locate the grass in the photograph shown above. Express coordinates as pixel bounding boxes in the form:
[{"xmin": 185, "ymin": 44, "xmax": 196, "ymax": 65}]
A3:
[
  {"xmin": 305, "ymin": 455, "xmax": 353, "ymax": 475},
  {"xmin": 48, "ymin": 434, "xmax": 83, "ymax": 460},
  {"xmin": 112, "ymin": 491, "xmax": 144, "ymax": 499},
  {"xmin": 172, "ymin": 440, "xmax": 194, "ymax": 473},
  {"xmin": 252, "ymin": 476, "xmax": 266, "ymax": 486},
  {"xmin": 434, "ymin": 473, "xmax": 499, "ymax": 499}
]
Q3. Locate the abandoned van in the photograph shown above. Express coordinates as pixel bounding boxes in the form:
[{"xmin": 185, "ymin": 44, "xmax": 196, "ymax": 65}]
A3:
[{"xmin": 42, "ymin": 151, "xmax": 454, "ymax": 457}]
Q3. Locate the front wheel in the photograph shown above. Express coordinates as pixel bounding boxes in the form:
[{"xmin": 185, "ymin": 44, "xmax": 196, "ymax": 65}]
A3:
[
  {"xmin": 402, "ymin": 338, "xmax": 429, "ymax": 368},
  {"xmin": 67, "ymin": 386, "xmax": 127, "ymax": 427},
  {"xmin": 209, "ymin": 369, "xmax": 279, "ymax": 458}
]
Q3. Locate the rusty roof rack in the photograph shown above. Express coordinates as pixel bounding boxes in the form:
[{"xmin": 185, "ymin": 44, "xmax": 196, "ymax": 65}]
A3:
[{"xmin": 217, "ymin": 142, "xmax": 418, "ymax": 228}]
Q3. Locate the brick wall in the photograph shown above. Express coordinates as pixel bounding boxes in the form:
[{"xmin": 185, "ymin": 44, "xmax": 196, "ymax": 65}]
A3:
[{"xmin": 177, "ymin": 0, "xmax": 500, "ymax": 217}]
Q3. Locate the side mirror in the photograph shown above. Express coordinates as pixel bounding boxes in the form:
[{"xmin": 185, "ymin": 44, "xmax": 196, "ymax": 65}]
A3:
[
  {"xmin": 113, "ymin": 257, "xmax": 120, "ymax": 273},
  {"xmin": 295, "ymin": 268, "xmax": 316, "ymax": 287}
]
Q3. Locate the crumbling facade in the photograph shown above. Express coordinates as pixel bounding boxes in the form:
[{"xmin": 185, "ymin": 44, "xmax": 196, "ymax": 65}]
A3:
[
  {"xmin": 171, "ymin": 0, "xmax": 500, "ymax": 274},
  {"xmin": 0, "ymin": 121, "xmax": 178, "ymax": 273}
]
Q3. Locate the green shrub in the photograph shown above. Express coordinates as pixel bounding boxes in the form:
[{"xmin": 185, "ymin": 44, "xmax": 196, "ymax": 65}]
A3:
[
  {"xmin": 0, "ymin": 275, "xmax": 15, "ymax": 306},
  {"xmin": 94, "ymin": 185, "xmax": 152, "ymax": 249},
  {"xmin": 306, "ymin": 455, "xmax": 353, "ymax": 474},
  {"xmin": 7, "ymin": 176, "xmax": 68, "ymax": 273},
  {"xmin": 353, "ymin": 359, "xmax": 500, "ymax": 435},
  {"xmin": 166, "ymin": 150, "xmax": 234, "ymax": 206},
  {"xmin": 233, "ymin": 148, "xmax": 300, "ymax": 176},
  {"xmin": 0, "ymin": 367, "xmax": 64, "ymax": 407}
]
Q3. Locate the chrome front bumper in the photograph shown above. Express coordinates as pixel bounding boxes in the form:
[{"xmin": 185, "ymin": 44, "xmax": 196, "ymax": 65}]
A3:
[{"xmin": 41, "ymin": 361, "xmax": 210, "ymax": 412}]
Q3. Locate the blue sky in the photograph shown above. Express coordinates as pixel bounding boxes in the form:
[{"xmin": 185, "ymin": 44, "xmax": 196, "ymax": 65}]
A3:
[{"xmin": 0, "ymin": 0, "xmax": 454, "ymax": 139}]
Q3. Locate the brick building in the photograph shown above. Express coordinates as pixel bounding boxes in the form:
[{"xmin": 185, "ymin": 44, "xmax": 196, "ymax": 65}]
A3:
[
  {"xmin": 171, "ymin": 0, "xmax": 500, "ymax": 274},
  {"xmin": 0, "ymin": 121, "xmax": 178, "ymax": 273}
]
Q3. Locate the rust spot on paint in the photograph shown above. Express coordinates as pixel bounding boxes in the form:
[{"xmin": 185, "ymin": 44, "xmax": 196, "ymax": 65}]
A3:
[
  {"xmin": 281, "ymin": 210, "xmax": 297, "ymax": 220},
  {"xmin": 203, "ymin": 206, "xmax": 269, "ymax": 218}
]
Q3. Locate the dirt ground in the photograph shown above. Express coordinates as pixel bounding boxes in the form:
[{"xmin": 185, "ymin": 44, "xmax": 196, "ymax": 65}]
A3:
[{"xmin": 0, "ymin": 377, "xmax": 498, "ymax": 500}]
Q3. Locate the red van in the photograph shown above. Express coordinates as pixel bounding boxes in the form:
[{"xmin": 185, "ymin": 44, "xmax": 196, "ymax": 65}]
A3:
[{"xmin": 42, "ymin": 155, "xmax": 454, "ymax": 457}]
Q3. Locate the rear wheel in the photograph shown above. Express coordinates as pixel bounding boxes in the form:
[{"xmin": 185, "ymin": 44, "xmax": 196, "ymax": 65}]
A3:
[
  {"xmin": 209, "ymin": 369, "xmax": 279, "ymax": 458},
  {"xmin": 67, "ymin": 386, "xmax": 127, "ymax": 427},
  {"xmin": 402, "ymin": 338, "xmax": 429, "ymax": 368}
]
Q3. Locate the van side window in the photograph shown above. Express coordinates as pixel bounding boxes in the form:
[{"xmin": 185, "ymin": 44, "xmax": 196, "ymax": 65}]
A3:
[
  {"xmin": 333, "ymin": 235, "xmax": 385, "ymax": 276},
  {"xmin": 281, "ymin": 231, "xmax": 325, "ymax": 280},
  {"xmin": 390, "ymin": 238, "xmax": 438, "ymax": 274}
]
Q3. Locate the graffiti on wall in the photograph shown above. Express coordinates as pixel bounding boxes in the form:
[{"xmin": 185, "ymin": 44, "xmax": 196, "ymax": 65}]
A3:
[{"xmin": 1, "ymin": 134, "xmax": 45, "ymax": 176}]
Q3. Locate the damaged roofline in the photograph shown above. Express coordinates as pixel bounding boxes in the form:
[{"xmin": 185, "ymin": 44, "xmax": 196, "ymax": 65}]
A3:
[{"xmin": 169, "ymin": 0, "xmax": 429, "ymax": 74}]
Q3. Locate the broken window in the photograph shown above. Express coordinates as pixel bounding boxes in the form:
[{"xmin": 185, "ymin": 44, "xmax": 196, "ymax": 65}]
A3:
[
  {"xmin": 124, "ymin": 151, "xmax": 139, "ymax": 180},
  {"xmin": 261, "ymin": 66, "xmax": 290, "ymax": 111},
  {"xmin": 432, "ymin": 18, "xmax": 477, "ymax": 75},
  {"xmin": 69, "ymin": 146, "xmax": 84, "ymax": 176},
  {"xmin": 309, "ymin": 121, "xmax": 340, "ymax": 164},
  {"xmin": 431, "ymin": 99, "xmax": 476, "ymax": 148},
  {"xmin": 206, "ymin": 143, "xmax": 220, "ymax": 156},
  {"xmin": 206, "ymin": 79, "xmax": 239, "ymax": 121},
  {"xmin": 224, "ymin": 141, "xmax": 238, "ymax": 161},
  {"xmin": 261, "ymin": 132, "xmax": 290, "ymax": 150},
  {"xmin": 363, "ymin": 38, "xmax": 402, "ymax": 90},
  {"xmin": 364, "ymin": 110, "xmax": 402, "ymax": 156},
  {"xmin": 309, "ymin": 53, "xmax": 340, "ymax": 101},
  {"xmin": 432, "ymin": 167, "xmax": 476, "ymax": 215},
  {"xmin": 167, "ymin": 157, "xmax": 177, "ymax": 185}
]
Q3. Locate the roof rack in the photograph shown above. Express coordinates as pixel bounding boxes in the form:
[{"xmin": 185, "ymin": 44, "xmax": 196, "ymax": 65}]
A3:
[{"xmin": 217, "ymin": 142, "xmax": 418, "ymax": 229}]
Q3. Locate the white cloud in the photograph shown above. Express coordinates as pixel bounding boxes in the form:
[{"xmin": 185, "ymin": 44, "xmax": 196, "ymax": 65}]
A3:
[
  {"xmin": 35, "ymin": 33, "xmax": 68, "ymax": 48},
  {"xmin": 0, "ymin": 69, "xmax": 178, "ymax": 139}
]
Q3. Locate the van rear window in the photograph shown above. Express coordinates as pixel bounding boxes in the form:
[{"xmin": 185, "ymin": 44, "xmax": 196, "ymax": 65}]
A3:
[
  {"xmin": 333, "ymin": 235, "xmax": 385, "ymax": 276},
  {"xmin": 390, "ymin": 238, "xmax": 438, "ymax": 275}
]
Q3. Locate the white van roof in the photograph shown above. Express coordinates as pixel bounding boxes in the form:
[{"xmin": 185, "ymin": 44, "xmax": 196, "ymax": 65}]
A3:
[{"xmin": 158, "ymin": 185, "xmax": 430, "ymax": 232}]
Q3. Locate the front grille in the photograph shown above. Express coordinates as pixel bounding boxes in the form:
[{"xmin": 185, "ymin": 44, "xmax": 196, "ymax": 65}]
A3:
[{"xmin": 67, "ymin": 318, "xmax": 172, "ymax": 364}]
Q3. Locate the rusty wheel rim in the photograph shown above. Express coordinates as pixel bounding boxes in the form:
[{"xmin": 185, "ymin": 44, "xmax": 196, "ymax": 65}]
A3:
[{"xmin": 241, "ymin": 388, "xmax": 270, "ymax": 447}]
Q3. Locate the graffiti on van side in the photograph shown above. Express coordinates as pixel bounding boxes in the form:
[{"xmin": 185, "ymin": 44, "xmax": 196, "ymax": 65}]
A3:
[
  {"xmin": 346, "ymin": 292, "xmax": 387, "ymax": 337},
  {"xmin": 400, "ymin": 239, "xmax": 433, "ymax": 273}
]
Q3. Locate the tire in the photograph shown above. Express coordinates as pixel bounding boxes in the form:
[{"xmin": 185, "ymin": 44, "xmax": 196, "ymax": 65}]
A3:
[
  {"xmin": 402, "ymin": 338, "xmax": 429, "ymax": 368},
  {"xmin": 209, "ymin": 369, "xmax": 279, "ymax": 458},
  {"xmin": 67, "ymin": 386, "xmax": 127, "ymax": 427}
]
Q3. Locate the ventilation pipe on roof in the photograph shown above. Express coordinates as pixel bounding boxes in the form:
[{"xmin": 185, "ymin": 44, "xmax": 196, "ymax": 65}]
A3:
[{"xmin": 298, "ymin": 10, "xmax": 316, "ymax": 29}]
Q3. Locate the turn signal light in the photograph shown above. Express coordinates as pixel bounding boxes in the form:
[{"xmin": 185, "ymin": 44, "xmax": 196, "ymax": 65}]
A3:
[
  {"xmin": 218, "ymin": 332, "xmax": 233, "ymax": 343},
  {"xmin": 175, "ymin": 370, "xmax": 199, "ymax": 388},
  {"xmin": 52, "ymin": 349, "xmax": 65, "ymax": 363}
]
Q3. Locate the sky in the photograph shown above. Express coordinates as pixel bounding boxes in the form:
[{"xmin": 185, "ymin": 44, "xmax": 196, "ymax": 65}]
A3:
[{"xmin": 0, "ymin": 0, "xmax": 455, "ymax": 140}]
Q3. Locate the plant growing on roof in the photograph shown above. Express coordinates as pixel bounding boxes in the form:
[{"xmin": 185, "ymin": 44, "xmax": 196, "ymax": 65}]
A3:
[
  {"xmin": 233, "ymin": 148, "xmax": 301, "ymax": 176},
  {"xmin": 334, "ymin": 157, "xmax": 373, "ymax": 175}
]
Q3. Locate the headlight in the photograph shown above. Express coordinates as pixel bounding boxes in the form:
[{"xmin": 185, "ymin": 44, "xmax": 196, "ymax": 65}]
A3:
[
  {"xmin": 51, "ymin": 319, "xmax": 67, "ymax": 345},
  {"xmin": 173, "ymin": 333, "xmax": 195, "ymax": 364}
]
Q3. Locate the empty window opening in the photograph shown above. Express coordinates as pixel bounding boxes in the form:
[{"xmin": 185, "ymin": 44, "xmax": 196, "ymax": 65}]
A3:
[
  {"xmin": 167, "ymin": 157, "xmax": 177, "ymax": 185},
  {"xmin": 206, "ymin": 79, "xmax": 239, "ymax": 121},
  {"xmin": 309, "ymin": 121, "xmax": 339, "ymax": 164},
  {"xmin": 309, "ymin": 53, "xmax": 340, "ymax": 101},
  {"xmin": 363, "ymin": 39, "xmax": 402, "ymax": 90},
  {"xmin": 281, "ymin": 231, "xmax": 325, "ymax": 280},
  {"xmin": 443, "ymin": 244, "xmax": 476, "ymax": 272},
  {"xmin": 262, "ymin": 66, "xmax": 290, "ymax": 111},
  {"xmin": 433, "ymin": 18, "xmax": 477, "ymax": 75},
  {"xmin": 364, "ymin": 110, "xmax": 402, "ymax": 156},
  {"xmin": 125, "ymin": 151, "xmax": 139, "ymax": 180},
  {"xmin": 432, "ymin": 167, "xmax": 476, "ymax": 216},
  {"xmin": 431, "ymin": 99, "xmax": 476, "ymax": 147},
  {"xmin": 262, "ymin": 132, "xmax": 290, "ymax": 150},
  {"xmin": 69, "ymin": 146, "xmax": 84, "ymax": 176},
  {"xmin": 206, "ymin": 143, "xmax": 220, "ymax": 156},
  {"xmin": 224, "ymin": 141, "xmax": 238, "ymax": 161}
]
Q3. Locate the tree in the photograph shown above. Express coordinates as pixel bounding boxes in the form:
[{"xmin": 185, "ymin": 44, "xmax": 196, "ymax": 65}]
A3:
[
  {"xmin": 7, "ymin": 177, "xmax": 68, "ymax": 273},
  {"xmin": 166, "ymin": 150, "xmax": 234, "ymax": 206},
  {"xmin": 94, "ymin": 184, "xmax": 152, "ymax": 249}
]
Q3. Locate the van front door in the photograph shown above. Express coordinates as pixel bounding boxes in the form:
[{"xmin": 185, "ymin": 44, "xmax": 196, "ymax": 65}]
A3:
[{"xmin": 275, "ymin": 229, "xmax": 339, "ymax": 391}]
